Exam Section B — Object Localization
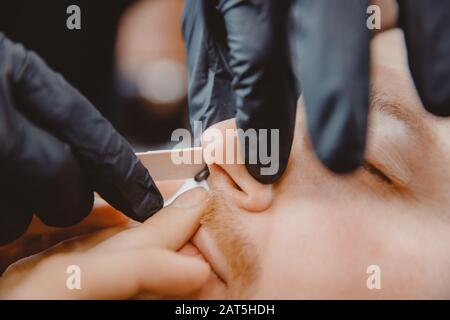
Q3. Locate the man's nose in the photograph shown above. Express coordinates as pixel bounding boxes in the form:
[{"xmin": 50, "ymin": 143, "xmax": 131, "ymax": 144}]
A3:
[{"xmin": 201, "ymin": 119, "xmax": 274, "ymax": 212}]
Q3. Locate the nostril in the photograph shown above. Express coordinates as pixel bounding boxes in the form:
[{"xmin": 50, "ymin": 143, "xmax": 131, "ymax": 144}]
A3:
[
  {"xmin": 201, "ymin": 118, "xmax": 275, "ymax": 213},
  {"xmin": 208, "ymin": 163, "xmax": 274, "ymax": 213}
]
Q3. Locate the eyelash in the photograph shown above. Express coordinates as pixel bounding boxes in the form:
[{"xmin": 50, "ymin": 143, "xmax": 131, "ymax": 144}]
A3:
[{"xmin": 362, "ymin": 161, "xmax": 393, "ymax": 185}]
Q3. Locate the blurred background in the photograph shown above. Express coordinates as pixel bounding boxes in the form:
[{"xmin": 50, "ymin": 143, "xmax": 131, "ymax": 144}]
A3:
[{"xmin": 0, "ymin": 0, "xmax": 187, "ymax": 151}]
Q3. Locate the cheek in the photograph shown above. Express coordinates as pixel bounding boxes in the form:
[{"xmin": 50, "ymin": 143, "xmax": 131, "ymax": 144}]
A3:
[
  {"xmin": 253, "ymin": 201, "xmax": 374, "ymax": 299},
  {"xmin": 252, "ymin": 200, "xmax": 450, "ymax": 299}
]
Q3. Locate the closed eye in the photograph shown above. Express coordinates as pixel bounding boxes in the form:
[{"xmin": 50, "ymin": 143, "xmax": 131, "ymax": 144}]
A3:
[{"xmin": 362, "ymin": 161, "xmax": 393, "ymax": 185}]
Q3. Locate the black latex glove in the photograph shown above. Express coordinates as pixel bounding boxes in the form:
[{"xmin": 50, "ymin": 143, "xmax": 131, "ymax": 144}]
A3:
[
  {"xmin": 183, "ymin": 0, "xmax": 367, "ymax": 180},
  {"xmin": 183, "ymin": 0, "xmax": 299, "ymax": 184},
  {"xmin": 0, "ymin": 35, "xmax": 163, "ymax": 245},
  {"xmin": 185, "ymin": 0, "xmax": 450, "ymax": 181},
  {"xmin": 398, "ymin": 0, "xmax": 450, "ymax": 117},
  {"xmin": 292, "ymin": 0, "xmax": 450, "ymax": 174},
  {"xmin": 291, "ymin": 0, "xmax": 371, "ymax": 173}
]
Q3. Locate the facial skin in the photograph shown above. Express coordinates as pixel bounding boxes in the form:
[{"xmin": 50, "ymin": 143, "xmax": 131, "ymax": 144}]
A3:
[{"xmin": 182, "ymin": 29, "xmax": 450, "ymax": 299}]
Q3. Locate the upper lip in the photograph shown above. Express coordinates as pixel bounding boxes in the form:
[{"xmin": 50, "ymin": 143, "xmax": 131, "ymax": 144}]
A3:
[{"xmin": 192, "ymin": 227, "xmax": 229, "ymax": 284}]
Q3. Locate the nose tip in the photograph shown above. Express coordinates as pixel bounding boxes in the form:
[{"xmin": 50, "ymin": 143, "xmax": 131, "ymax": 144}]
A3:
[
  {"xmin": 240, "ymin": 183, "xmax": 274, "ymax": 212},
  {"xmin": 201, "ymin": 118, "xmax": 275, "ymax": 212},
  {"xmin": 207, "ymin": 162, "xmax": 274, "ymax": 212}
]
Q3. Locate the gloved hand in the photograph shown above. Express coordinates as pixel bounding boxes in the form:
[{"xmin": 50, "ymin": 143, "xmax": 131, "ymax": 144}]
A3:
[
  {"xmin": 397, "ymin": 0, "xmax": 450, "ymax": 117},
  {"xmin": 184, "ymin": 0, "xmax": 450, "ymax": 180},
  {"xmin": 183, "ymin": 0, "xmax": 299, "ymax": 184},
  {"xmin": 291, "ymin": 0, "xmax": 450, "ymax": 174},
  {"xmin": 291, "ymin": 0, "xmax": 371, "ymax": 173},
  {"xmin": 183, "ymin": 0, "xmax": 370, "ymax": 180},
  {"xmin": 184, "ymin": 0, "xmax": 366, "ymax": 181},
  {"xmin": 0, "ymin": 34, "xmax": 163, "ymax": 245}
]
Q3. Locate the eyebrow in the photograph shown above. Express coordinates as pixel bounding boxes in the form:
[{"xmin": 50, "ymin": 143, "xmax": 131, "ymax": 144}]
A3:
[
  {"xmin": 200, "ymin": 194, "xmax": 260, "ymax": 298},
  {"xmin": 369, "ymin": 91, "xmax": 432, "ymax": 142}
]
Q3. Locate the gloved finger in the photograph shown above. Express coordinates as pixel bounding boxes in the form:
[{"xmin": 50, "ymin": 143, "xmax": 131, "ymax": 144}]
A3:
[
  {"xmin": 182, "ymin": 0, "xmax": 238, "ymax": 134},
  {"xmin": 2, "ymin": 109, "xmax": 94, "ymax": 229},
  {"xmin": 0, "ymin": 68, "xmax": 34, "ymax": 245},
  {"xmin": 220, "ymin": 0, "xmax": 298, "ymax": 183},
  {"xmin": 292, "ymin": 0, "xmax": 370, "ymax": 173},
  {"xmin": 0, "ymin": 193, "xmax": 33, "ymax": 246},
  {"xmin": 397, "ymin": 0, "xmax": 450, "ymax": 116},
  {"xmin": 0, "ymin": 36, "xmax": 163, "ymax": 222}
]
